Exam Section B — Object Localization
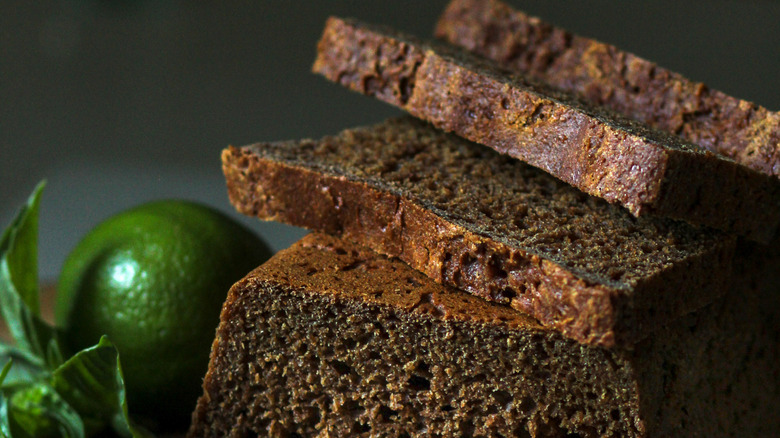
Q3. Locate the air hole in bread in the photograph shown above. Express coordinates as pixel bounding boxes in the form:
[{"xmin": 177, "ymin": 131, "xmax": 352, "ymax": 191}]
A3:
[
  {"xmin": 378, "ymin": 405, "xmax": 398, "ymax": 422},
  {"xmin": 408, "ymin": 375, "xmax": 431, "ymax": 391},
  {"xmin": 493, "ymin": 389, "xmax": 513, "ymax": 409},
  {"xmin": 330, "ymin": 360, "xmax": 351, "ymax": 376},
  {"xmin": 352, "ymin": 421, "xmax": 371, "ymax": 433}
]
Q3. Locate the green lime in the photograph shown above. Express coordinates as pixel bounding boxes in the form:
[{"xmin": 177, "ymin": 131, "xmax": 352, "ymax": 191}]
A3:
[{"xmin": 55, "ymin": 200, "xmax": 272, "ymax": 430}]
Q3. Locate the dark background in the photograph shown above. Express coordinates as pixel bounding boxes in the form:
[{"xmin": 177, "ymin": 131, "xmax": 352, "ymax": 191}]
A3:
[{"xmin": 2, "ymin": 0, "xmax": 779, "ymax": 280}]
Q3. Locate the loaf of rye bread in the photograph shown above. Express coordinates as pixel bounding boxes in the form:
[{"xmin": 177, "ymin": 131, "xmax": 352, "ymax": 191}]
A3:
[
  {"xmin": 312, "ymin": 16, "xmax": 780, "ymax": 242},
  {"xmin": 435, "ymin": 0, "xmax": 780, "ymax": 178},
  {"xmin": 188, "ymin": 233, "xmax": 779, "ymax": 437},
  {"xmin": 222, "ymin": 117, "xmax": 735, "ymax": 347}
]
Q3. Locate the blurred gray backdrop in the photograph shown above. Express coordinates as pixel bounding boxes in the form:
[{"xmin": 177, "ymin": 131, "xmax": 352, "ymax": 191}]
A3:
[{"xmin": 2, "ymin": 0, "xmax": 779, "ymax": 280}]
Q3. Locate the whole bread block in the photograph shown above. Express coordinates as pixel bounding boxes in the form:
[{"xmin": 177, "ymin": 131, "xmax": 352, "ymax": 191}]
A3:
[
  {"xmin": 188, "ymin": 233, "xmax": 780, "ymax": 437},
  {"xmin": 312, "ymin": 16, "xmax": 780, "ymax": 242},
  {"xmin": 222, "ymin": 117, "xmax": 735, "ymax": 347},
  {"xmin": 435, "ymin": 0, "xmax": 780, "ymax": 178}
]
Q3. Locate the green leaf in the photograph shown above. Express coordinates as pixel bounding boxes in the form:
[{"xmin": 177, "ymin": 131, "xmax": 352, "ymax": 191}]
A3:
[
  {"xmin": 0, "ymin": 182, "xmax": 61, "ymax": 364},
  {"xmin": 0, "ymin": 182, "xmax": 44, "ymax": 315},
  {"xmin": 0, "ymin": 361, "xmax": 12, "ymax": 387},
  {"xmin": 0, "ymin": 388, "xmax": 13, "ymax": 438},
  {"xmin": 0, "ymin": 344, "xmax": 46, "ymax": 389},
  {"xmin": 52, "ymin": 337, "xmax": 153, "ymax": 438},
  {"xmin": 0, "ymin": 340, "xmax": 15, "ymax": 437},
  {"xmin": 6, "ymin": 382, "xmax": 85, "ymax": 438}
]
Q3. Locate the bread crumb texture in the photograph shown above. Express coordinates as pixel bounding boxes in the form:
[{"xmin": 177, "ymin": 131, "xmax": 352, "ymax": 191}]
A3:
[
  {"xmin": 188, "ymin": 233, "xmax": 779, "ymax": 437},
  {"xmin": 223, "ymin": 117, "xmax": 734, "ymax": 346}
]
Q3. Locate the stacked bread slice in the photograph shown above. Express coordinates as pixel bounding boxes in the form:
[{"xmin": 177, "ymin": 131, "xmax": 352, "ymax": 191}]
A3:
[
  {"xmin": 311, "ymin": 17, "xmax": 780, "ymax": 243},
  {"xmin": 188, "ymin": 1, "xmax": 780, "ymax": 436},
  {"xmin": 218, "ymin": 118, "xmax": 737, "ymax": 348},
  {"xmin": 435, "ymin": 0, "xmax": 780, "ymax": 178}
]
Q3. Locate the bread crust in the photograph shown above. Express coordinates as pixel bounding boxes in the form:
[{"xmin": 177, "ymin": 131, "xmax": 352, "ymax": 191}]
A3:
[
  {"xmin": 312, "ymin": 16, "xmax": 780, "ymax": 242},
  {"xmin": 435, "ymin": 0, "xmax": 780, "ymax": 178},
  {"xmin": 222, "ymin": 118, "xmax": 735, "ymax": 347}
]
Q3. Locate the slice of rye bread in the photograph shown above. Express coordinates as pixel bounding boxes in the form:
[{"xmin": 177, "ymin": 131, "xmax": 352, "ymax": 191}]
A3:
[
  {"xmin": 312, "ymin": 16, "xmax": 780, "ymax": 243},
  {"xmin": 435, "ymin": 0, "xmax": 780, "ymax": 178},
  {"xmin": 222, "ymin": 117, "xmax": 736, "ymax": 347},
  {"xmin": 188, "ymin": 233, "xmax": 780, "ymax": 438}
]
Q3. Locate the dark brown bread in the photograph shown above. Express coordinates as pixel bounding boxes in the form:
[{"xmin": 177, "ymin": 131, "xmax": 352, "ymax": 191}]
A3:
[
  {"xmin": 312, "ymin": 16, "xmax": 780, "ymax": 242},
  {"xmin": 435, "ymin": 0, "xmax": 780, "ymax": 178},
  {"xmin": 188, "ymin": 233, "xmax": 779, "ymax": 437},
  {"xmin": 222, "ymin": 117, "xmax": 735, "ymax": 347}
]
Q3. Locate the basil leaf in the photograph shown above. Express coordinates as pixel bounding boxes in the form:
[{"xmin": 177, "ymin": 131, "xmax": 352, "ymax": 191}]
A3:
[
  {"xmin": 0, "ymin": 361, "xmax": 12, "ymax": 386},
  {"xmin": 0, "ymin": 182, "xmax": 43, "ymax": 314},
  {"xmin": 0, "ymin": 182, "xmax": 61, "ymax": 366},
  {"xmin": 6, "ymin": 381, "xmax": 84, "ymax": 438},
  {"xmin": 0, "ymin": 386, "xmax": 13, "ymax": 438},
  {"xmin": 0, "ymin": 335, "xmax": 18, "ymax": 437},
  {"xmin": 51, "ymin": 336, "xmax": 153, "ymax": 438},
  {"xmin": 0, "ymin": 344, "xmax": 45, "ymax": 389}
]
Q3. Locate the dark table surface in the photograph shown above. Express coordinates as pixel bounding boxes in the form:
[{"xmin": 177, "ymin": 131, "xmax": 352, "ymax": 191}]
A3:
[{"xmin": 2, "ymin": 0, "xmax": 779, "ymax": 280}]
